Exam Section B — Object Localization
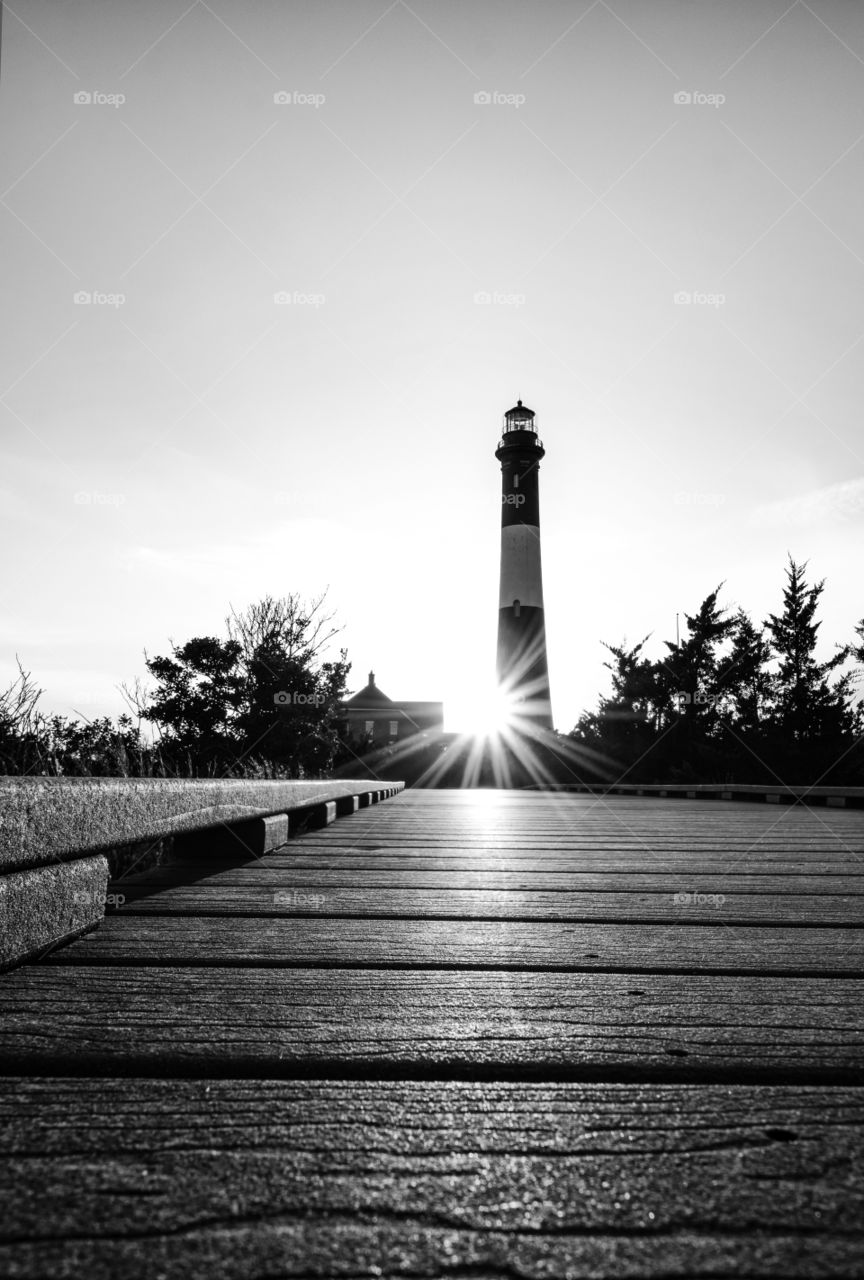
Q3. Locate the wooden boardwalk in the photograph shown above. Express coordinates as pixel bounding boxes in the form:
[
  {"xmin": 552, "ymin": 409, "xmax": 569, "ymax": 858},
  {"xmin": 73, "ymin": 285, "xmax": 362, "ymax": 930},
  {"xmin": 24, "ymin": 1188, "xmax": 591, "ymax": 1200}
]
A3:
[{"xmin": 2, "ymin": 788, "xmax": 864, "ymax": 1276}]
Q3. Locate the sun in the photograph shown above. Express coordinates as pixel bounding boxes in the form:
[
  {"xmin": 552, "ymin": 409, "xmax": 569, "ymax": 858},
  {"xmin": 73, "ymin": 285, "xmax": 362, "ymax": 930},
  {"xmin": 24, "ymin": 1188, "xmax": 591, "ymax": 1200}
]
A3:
[{"xmin": 446, "ymin": 683, "xmax": 519, "ymax": 738}]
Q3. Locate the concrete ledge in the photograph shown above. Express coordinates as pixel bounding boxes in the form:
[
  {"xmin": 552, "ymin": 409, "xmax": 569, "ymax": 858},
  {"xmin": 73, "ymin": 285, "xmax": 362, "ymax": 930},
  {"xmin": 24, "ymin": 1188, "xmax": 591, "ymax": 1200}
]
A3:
[
  {"xmin": 0, "ymin": 855, "xmax": 108, "ymax": 970},
  {"xmin": 529, "ymin": 782, "xmax": 864, "ymax": 808},
  {"xmin": 0, "ymin": 779, "xmax": 404, "ymax": 972},
  {"xmin": 0, "ymin": 778, "xmax": 404, "ymax": 872}
]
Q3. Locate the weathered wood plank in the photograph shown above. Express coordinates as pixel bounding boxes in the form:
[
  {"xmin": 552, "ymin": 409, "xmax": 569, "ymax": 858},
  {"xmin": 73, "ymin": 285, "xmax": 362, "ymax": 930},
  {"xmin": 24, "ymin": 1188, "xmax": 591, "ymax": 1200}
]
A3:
[
  {"xmin": 1, "ymin": 1077, "xmax": 860, "ymax": 1157},
  {"xmin": 106, "ymin": 883, "xmax": 864, "ymax": 924},
  {"xmin": 183, "ymin": 847, "xmax": 864, "ymax": 864},
  {"xmin": 0, "ymin": 968, "xmax": 862, "ymax": 1079},
  {"xmin": 1, "ymin": 1228, "xmax": 857, "ymax": 1280},
  {"xmin": 46, "ymin": 915, "xmax": 864, "ymax": 975},
  {"xmin": 303, "ymin": 803, "xmax": 864, "ymax": 826},
  {"xmin": 1, "ymin": 1080, "xmax": 862, "ymax": 1280},
  {"xmin": 340, "ymin": 802, "xmax": 864, "ymax": 821},
  {"xmin": 112, "ymin": 866, "xmax": 864, "ymax": 893},
  {"xmin": 1, "ymin": 1222, "xmax": 859, "ymax": 1279},
  {"xmin": 285, "ymin": 838, "xmax": 864, "ymax": 855}
]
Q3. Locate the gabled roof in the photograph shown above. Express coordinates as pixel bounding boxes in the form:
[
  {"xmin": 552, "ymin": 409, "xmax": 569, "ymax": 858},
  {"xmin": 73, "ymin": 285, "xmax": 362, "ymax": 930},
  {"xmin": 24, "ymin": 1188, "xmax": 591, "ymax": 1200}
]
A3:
[{"xmin": 343, "ymin": 670, "xmax": 393, "ymax": 707}]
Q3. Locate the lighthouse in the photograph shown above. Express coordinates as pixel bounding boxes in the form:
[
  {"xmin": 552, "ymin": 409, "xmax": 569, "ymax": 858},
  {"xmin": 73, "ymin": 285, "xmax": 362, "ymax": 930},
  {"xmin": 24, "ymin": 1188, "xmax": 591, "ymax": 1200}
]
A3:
[{"xmin": 495, "ymin": 399, "xmax": 553, "ymax": 729}]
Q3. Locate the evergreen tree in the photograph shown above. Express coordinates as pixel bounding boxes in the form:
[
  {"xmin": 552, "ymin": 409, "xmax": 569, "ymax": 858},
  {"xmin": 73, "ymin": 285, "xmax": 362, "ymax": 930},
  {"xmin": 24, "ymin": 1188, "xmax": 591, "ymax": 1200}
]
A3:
[
  {"xmin": 570, "ymin": 636, "xmax": 660, "ymax": 777},
  {"xmin": 764, "ymin": 558, "xmax": 853, "ymax": 745},
  {"xmin": 660, "ymin": 587, "xmax": 734, "ymax": 718},
  {"xmin": 655, "ymin": 588, "xmax": 735, "ymax": 778},
  {"xmin": 852, "ymin": 618, "xmax": 864, "ymax": 668},
  {"xmin": 716, "ymin": 609, "xmax": 774, "ymax": 734}
]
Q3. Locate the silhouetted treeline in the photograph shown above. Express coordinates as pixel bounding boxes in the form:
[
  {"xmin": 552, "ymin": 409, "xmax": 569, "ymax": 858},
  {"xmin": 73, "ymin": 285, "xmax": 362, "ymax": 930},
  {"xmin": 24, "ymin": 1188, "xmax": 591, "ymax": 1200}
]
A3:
[
  {"xmin": 0, "ymin": 595, "xmax": 350, "ymax": 779},
  {"xmin": 4, "ymin": 564, "xmax": 862, "ymax": 786},
  {"xmin": 569, "ymin": 558, "xmax": 864, "ymax": 785}
]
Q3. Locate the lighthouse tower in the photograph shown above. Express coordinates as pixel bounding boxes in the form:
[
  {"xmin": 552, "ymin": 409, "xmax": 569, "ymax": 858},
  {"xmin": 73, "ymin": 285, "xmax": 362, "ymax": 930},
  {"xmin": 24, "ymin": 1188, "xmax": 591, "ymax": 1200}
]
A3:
[{"xmin": 495, "ymin": 399, "xmax": 553, "ymax": 729}]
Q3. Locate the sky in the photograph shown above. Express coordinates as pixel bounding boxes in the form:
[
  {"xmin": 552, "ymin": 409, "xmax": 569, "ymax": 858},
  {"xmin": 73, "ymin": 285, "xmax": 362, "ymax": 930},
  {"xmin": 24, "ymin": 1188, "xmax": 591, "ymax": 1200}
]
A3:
[{"xmin": 1, "ymin": 0, "xmax": 863, "ymax": 734}]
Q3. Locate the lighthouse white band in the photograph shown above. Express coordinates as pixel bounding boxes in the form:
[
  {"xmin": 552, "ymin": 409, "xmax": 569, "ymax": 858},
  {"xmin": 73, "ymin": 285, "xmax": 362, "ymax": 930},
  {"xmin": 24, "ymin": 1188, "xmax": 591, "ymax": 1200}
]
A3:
[{"xmin": 498, "ymin": 524, "xmax": 545, "ymax": 609}]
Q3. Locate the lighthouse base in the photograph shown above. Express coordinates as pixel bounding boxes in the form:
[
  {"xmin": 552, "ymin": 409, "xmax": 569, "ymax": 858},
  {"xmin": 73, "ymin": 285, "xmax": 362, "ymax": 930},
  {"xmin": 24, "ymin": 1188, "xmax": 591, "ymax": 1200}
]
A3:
[{"xmin": 496, "ymin": 604, "xmax": 553, "ymax": 730}]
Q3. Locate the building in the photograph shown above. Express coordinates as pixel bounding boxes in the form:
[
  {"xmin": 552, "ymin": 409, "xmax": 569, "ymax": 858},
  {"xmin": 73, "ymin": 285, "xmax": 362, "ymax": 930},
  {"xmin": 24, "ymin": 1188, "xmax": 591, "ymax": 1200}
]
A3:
[
  {"xmin": 340, "ymin": 671, "xmax": 443, "ymax": 747},
  {"xmin": 495, "ymin": 399, "xmax": 553, "ymax": 728}
]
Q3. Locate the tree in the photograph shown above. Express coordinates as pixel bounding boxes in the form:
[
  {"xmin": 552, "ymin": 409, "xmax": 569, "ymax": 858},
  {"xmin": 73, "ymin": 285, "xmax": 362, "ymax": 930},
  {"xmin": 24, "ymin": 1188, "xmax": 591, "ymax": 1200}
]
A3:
[
  {"xmin": 0, "ymin": 660, "xmax": 46, "ymax": 774},
  {"xmin": 144, "ymin": 637, "xmax": 245, "ymax": 769},
  {"xmin": 659, "ymin": 586, "xmax": 734, "ymax": 723},
  {"xmin": 764, "ymin": 558, "xmax": 853, "ymax": 745},
  {"xmin": 570, "ymin": 636, "xmax": 662, "ymax": 778},
  {"xmin": 717, "ymin": 611, "xmax": 773, "ymax": 726},
  {"xmin": 649, "ymin": 588, "xmax": 736, "ymax": 779},
  {"xmin": 143, "ymin": 593, "xmax": 351, "ymax": 776},
  {"xmin": 852, "ymin": 618, "xmax": 864, "ymax": 668}
]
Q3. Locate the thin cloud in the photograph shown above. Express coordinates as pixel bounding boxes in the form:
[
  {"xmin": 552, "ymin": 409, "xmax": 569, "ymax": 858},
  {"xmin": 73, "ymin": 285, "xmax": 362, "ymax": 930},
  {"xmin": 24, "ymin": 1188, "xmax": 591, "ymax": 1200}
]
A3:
[{"xmin": 752, "ymin": 476, "xmax": 864, "ymax": 527}]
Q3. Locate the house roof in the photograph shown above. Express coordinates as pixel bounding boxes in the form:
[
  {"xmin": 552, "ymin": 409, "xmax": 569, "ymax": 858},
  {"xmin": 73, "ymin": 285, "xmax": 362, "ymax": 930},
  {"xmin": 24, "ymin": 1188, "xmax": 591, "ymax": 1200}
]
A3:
[{"xmin": 343, "ymin": 670, "xmax": 393, "ymax": 707}]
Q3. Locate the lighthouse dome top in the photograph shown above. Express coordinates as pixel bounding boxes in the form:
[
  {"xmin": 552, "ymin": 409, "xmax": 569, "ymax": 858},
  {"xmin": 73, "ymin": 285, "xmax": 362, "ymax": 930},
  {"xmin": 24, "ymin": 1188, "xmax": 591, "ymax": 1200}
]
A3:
[
  {"xmin": 503, "ymin": 399, "xmax": 538, "ymax": 435},
  {"xmin": 505, "ymin": 399, "xmax": 534, "ymax": 421}
]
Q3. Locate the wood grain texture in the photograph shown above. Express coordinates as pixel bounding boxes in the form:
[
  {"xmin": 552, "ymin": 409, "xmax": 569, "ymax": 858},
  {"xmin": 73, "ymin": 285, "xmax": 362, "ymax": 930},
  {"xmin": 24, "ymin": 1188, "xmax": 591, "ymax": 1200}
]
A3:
[
  {"xmin": 45, "ymin": 914, "xmax": 864, "ymax": 975},
  {"xmin": 2, "ymin": 1228, "xmax": 858, "ymax": 1280},
  {"xmin": 105, "ymin": 882, "xmax": 864, "ymax": 924},
  {"xmin": 1, "ymin": 1080, "xmax": 863, "ymax": 1279},
  {"xmin": 1, "ymin": 967, "xmax": 863, "ymax": 1079},
  {"xmin": 319, "ymin": 845, "xmax": 864, "ymax": 863},
  {"xmin": 113, "ymin": 865, "xmax": 864, "ymax": 890}
]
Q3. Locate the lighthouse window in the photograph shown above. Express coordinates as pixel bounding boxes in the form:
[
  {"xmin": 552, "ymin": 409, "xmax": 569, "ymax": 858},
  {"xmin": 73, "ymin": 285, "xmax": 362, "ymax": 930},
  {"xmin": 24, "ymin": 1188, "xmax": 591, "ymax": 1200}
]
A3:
[
  {"xmin": 513, "ymin": 474, "xmax": 519, "ymax": 487},
  {"xmin": 513, "ymin": 599, "xmax": 521, "ymax": 617}
]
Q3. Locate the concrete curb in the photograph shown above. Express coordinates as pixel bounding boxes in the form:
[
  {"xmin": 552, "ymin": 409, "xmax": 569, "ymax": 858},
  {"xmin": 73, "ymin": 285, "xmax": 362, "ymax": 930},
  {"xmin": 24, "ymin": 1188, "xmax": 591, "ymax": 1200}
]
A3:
[
  {"xmin": 0, "ymin": 778, "xmax": 404, "ymax": 872},
  {"xmin": 1, "ymin": 856, "xmax": 109, "ymax": 971},
  {"xmin": 0, "ymin": 778, "xmax": 404, "ymax": 971}
]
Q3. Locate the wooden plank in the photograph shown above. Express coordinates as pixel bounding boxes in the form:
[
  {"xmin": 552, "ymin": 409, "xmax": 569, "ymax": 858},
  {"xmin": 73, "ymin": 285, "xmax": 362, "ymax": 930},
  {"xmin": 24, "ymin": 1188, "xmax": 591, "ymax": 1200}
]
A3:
[
  {"xmin": 0, "ymin": 967, "xmax": 862, "ymax": 1079},
  {"xmin": 238, "ymin": 855, "xmax": 864, "ymax": 873},
  {"xmin": 1, "ymin": 1080, "xmax": 862, "ymax": 1279},
  {"xmin": 112, "ymin": 866, "xmax": 864, "ymax": 893},
  {"xmin": 1, "ymin": 1076, "xmax": 860, "ymax": 1158},
  {"xmin": 335, "ymin": 791, "xmax": 864, "ymax": 813},
  {"xmin": 232, "ymin": 847, "xmax": 864, "ymax": 863},
  {"xmin": 106, "ymin": 883, "xmax": 864, "ymax": 924},
  {"xmin": 5, "ymin": 1228, "xmax": 851, "ymax": 1280},
  {"xmin": 311, "ymin": 803, "xmax": 864, "ymax": 824},
  {"xmin": 45, "ymin": 915, "xmax": 864, "ymax": 975},
  {"xmin": 287, "ymin": 795, "xmax": 864, "ymax": 823},
  {"xmin": 287, "ymin": 837, "xmax": 864, "ymax": 853}
]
